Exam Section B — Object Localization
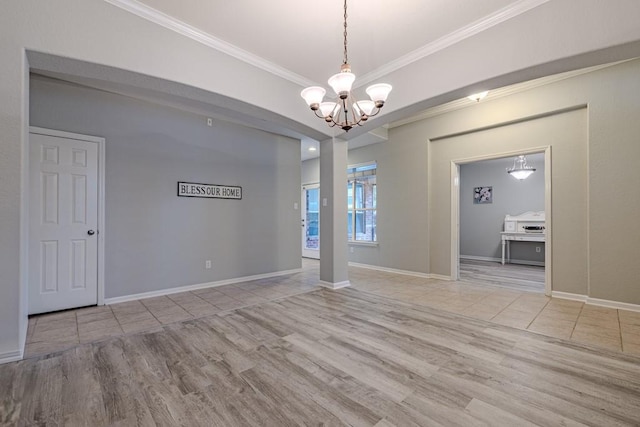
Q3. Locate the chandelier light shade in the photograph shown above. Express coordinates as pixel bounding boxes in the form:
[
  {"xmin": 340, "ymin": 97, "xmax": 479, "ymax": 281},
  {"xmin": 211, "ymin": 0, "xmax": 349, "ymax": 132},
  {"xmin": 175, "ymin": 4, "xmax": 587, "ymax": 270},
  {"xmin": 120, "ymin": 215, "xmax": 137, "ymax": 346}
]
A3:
[
  {"xmin": 300, "ymin": 87, "xmax": 326, "ymax": 107},
  {"xmin": 507, "ymin": 155, "xmax": 536, "ymax": 180},
  {"xmin": 300, "ymin": 0, "xmax": 392, "ymax": 132}
]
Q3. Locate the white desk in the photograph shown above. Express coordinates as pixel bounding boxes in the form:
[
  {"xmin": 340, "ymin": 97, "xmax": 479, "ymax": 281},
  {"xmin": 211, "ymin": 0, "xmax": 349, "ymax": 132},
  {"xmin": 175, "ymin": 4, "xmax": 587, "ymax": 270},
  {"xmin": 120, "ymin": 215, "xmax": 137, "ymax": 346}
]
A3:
[{"xmin": 501, "ymin": 232, "xmax": 545, "ymax": 264}]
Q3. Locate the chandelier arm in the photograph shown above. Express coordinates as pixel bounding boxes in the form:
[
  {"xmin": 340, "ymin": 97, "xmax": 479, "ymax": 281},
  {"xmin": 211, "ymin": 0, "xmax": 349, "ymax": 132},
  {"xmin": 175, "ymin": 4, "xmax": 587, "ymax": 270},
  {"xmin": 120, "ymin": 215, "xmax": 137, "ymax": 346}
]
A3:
[
  {"xmin": 367, "ymin": 107, "xmax": 382, "ymax": 118},
  {"xmin": 312, "ymin": 110, "xmax": 326, "ymax": 119}
]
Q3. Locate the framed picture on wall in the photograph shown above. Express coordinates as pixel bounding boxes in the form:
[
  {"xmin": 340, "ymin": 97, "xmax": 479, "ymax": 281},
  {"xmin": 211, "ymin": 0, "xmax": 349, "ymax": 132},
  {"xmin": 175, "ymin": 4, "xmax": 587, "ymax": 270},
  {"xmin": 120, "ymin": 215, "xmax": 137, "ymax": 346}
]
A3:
[{"xmin": 473, "ymin": 186, "xmax": 493, "ymax": 204}]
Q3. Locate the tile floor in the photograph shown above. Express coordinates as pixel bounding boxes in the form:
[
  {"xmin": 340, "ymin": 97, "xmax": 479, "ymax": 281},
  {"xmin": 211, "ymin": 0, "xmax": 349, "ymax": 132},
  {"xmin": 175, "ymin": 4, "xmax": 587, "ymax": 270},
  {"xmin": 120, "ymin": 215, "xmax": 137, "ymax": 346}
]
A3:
[
  {"xmin": 25, "ymin": 263, "xmax": 320, "ymax": 357},
  {"xmin": 348, "ymin": 266, "xmax": 640, "ymax": 356},
  {"xmin": 26, "ymin": 259, "xmax": 640, "ymax": 358}
]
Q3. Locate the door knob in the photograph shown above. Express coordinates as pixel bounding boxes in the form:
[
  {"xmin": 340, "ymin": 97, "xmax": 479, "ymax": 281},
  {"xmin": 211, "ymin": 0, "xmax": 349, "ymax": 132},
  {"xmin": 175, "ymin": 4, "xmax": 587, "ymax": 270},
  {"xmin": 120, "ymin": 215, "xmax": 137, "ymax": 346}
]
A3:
[{"xmin": 87, "ymin": 230, "xmax": 96, "ymax": 236}]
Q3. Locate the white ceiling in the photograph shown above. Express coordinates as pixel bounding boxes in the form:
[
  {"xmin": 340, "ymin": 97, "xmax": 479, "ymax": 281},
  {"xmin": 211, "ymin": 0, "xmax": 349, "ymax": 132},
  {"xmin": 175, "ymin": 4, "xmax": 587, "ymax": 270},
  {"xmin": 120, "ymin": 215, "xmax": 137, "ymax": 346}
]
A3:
[
  {"xmin": 136, "ymin": 0, "xmax": 520, "ymax": 86},
  {"xmin": 30, "ymin": 1, "xmax": 640, "ymax": 160}
]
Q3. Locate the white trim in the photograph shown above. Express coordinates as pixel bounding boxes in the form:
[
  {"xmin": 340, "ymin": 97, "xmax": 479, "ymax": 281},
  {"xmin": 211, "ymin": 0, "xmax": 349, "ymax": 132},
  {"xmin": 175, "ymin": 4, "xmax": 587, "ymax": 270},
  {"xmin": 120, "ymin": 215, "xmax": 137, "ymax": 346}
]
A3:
[
  {"xmin": 430, "ymin": 274, "xmax": 453, "ymax": 281},
  {"xmin": 543, "ymin": 147, "xmax": 552, "ymax": 296},
  {"xmin": 29, "ymin": 127, "xmax": 107, "ymax": 307},
  {"xmin": 349, "ymin": 262, "xmax": 431, "ymax": 279},
  {"xmin": 102, "ymin": 0, "xmax": 314, "ymax": 88},
  {"xmin": 460, "ymin": 255, "xmax": 545, "ymax": 267},
  {"xmin": 318, "ymin": 280, "xmax": 351, "ymax": 290},
  {"xmin": 301, "ymin": 183, "xmax": 320, "ymax": 260},
  {"xmin": 450, "ymin": 146, "xmax": 553, "ymax": 295},
  {"xmin": 29, "ymin": 126, "xmax": 104, "ymax": 143},
  {"xmin": 348, "ymin": 241, "xmax": 379, "ymax": 247},
  {"xmin": 587, "ymin": 298, "xmax": 640, "ymax": 313},
  {"xmin": 19, "ymin": 52, "xmax": 30, "ymax": 362},
  {"xmin": 104, "ymin": 0, "xmax": 549, "ymax": 90},
  {"xmin": 450, "ymin": 162, "xmax": 460, "ymax": 280},
  {"xmin": 356, "ymin": 0, "xmax": 551, "ymax": 87},
  {"xmin": 389, "ymin": 62, "xmax": 620, "ymax": 129},
  {"xmin": 97, "ymin": 134, "xmax": 106, "ymax": 306},
  {"xmin": 551, "ymin": 293, "xmax": 640, "ymax": 312},
  {"xmin": 104, "ymin": 268, "xmax": 302, "ymax": 305},
  {"xmin": 0, "ymin": 351, "xmax": 23, "ymax": 365},
  {"xmin": 551, "ymin": 291, "xmax": 588, "ymax": 302},
  {"xmin": 0, "ymin": 350, "xmax": 23, "ymax": 365}
]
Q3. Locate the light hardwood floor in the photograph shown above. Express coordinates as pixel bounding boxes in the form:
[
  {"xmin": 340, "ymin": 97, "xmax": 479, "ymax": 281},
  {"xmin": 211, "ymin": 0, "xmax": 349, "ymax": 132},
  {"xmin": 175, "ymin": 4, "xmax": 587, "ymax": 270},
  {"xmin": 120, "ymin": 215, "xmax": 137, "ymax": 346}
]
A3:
[
  {"xmin": 3, "ymin": 286, "xmax": 640, "ymax": 426},
  {"xmin": 459, "ymin": 258, "xmax": 545, "ymax": 293},
  {"xmin": 5, "ymin": 259, "xmax": 640, "ymax": 425}
]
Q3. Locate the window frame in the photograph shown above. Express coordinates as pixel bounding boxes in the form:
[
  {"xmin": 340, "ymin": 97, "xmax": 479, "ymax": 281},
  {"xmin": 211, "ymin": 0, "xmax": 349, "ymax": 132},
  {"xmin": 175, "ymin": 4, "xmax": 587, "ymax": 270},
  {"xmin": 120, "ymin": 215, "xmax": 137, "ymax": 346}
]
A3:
[{"xmin": 347, "ymin": 162, "xmax": 377, "ymax": 243}]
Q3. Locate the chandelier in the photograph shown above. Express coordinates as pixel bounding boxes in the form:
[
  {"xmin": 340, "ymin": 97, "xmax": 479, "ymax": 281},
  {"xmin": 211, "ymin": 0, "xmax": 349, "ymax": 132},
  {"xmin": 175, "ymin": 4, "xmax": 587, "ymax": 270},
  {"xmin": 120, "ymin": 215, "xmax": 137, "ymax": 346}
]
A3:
[
  {"xmin": 507, "ymin": 155, "xmax": 536, "ymax": 180},
  {"xmin": 300, "ymin": 0, "xmax": 392, "ymax": 132}
]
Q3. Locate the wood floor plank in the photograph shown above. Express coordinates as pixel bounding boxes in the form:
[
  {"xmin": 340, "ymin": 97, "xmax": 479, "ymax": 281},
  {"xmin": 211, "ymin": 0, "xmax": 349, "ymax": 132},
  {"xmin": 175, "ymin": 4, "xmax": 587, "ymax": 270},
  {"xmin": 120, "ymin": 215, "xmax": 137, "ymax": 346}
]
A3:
[
  {"xmin": 250, "ymin": 344, "xmax": 382, "ymax": 427},
  {"xmin": 3, "ymin": 287, "xmax": 640, "ymax": 426},
  {"xmin": 0, "ymin": 361, "xmax": 23, "ymax": 425},
  {"xmin": 460, "ymin": 259, "xmax": 545, "ymax": 292},
  {"xmin": 60, "ymin": 346, "xmax": 107, "ymax": 425},
  {"xmin": 465, "ymin": 398, "xmax": 539, "ymax": 427},
  {"xmin": 18, "ymin": 355, "xmax": 64, "ymax": 426},
  {"xmin": 284, "ymin": 332, "xmax": 414, "ymax": 403}
]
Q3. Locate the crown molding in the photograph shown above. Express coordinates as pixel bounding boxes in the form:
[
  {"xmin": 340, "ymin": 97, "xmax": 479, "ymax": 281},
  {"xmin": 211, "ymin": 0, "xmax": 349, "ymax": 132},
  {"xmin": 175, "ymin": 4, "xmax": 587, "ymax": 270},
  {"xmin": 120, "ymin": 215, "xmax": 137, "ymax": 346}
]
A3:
[
  {"xmin": 355, "ymin": 0, "xmax": 551, "ymax": 87},
  {"xmin": 102, "ymin": 0, "xmax": 315, "ymax": 88},
  {"xmin": 104, "ymin": 0, "xmax": 550, "ymax": 91},
  {"xmin": 389, "ymin": 61, "xmax": 623, "ymax": 129}
]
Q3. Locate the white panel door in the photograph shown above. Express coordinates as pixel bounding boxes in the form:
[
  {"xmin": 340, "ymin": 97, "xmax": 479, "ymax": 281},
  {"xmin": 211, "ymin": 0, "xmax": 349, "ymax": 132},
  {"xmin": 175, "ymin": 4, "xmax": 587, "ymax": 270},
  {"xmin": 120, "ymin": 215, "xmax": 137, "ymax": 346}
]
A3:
[
  {"xmin": 302, "ymin": 185, "xmax": 320, "ymax": 259},
  {"xmin": 29, "ymin": 133, "xmax": 99, "ymax": 314}
]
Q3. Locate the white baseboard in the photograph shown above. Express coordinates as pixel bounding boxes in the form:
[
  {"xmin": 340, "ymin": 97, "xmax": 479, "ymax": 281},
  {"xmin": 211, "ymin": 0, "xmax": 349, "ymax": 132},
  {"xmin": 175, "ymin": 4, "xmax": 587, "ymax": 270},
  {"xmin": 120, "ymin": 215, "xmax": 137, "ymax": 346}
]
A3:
[
  {"xmin": 0, "ymin": 349, "xmax": 23, "ymax": 365},
  {"xmin": 587, "ymin": 297, "xmax": 640, "ymax": 313},
  {"xmin": 430, "ymin": 274, "xmax": 453, "ymax": 281},
  {"xmin": 460, "ymin": 255, "xmax": 545, "ymax": 267},
  {"xmin": 349, "ymin": 262, "xmax": 431, "ymax": 279},
  {"xmin": 551, "ymin": 291, "xmax": 588, "ymax": 302},
  {"xmin": 552, "ymin": 292, "xmax": 640, "ymax": 312},
  {"xmin": 318, "ymin": 280, "xmax": 351, "ymax": 290},
  {"xmin": 349, "ymin": 261, "xmax": 452, "ymax": 280},
  {"xmin": 104, "ymin": 268, "xmax": 303, "ymax": 305}
]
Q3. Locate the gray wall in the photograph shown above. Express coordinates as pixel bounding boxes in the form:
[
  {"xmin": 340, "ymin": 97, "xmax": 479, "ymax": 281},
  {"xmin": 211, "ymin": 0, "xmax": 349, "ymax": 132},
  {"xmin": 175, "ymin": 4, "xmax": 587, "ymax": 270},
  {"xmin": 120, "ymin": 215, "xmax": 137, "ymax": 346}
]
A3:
[
  {"xmin": 30, "ymin": 76, "xmax": 301, "ymax": 299},
  {"xmin": 460, "ymin": 154, "xmax": 545, "ymax": 263},
  {"xmin": 409, "ymin": 58, "xmax": 639, "ymax": 303},
  {"xmin": 302, "ymin": 157, "xmax": 319, "ymax": 185},
  {"xmin": 303, "ymin": 59, "xmax": 640, "ymax": 305},
  {"xmin": 302, "ymin": 133, "xmax": 430, "ymax": 273}
]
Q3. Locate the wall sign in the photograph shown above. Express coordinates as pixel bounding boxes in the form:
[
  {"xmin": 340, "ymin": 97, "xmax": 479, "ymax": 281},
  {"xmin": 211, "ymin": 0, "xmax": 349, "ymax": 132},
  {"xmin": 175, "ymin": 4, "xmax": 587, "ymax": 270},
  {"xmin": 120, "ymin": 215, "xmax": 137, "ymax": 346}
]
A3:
[{"xmin": 177, "ymin": 182, "xmax": 242, "ymax": 200}]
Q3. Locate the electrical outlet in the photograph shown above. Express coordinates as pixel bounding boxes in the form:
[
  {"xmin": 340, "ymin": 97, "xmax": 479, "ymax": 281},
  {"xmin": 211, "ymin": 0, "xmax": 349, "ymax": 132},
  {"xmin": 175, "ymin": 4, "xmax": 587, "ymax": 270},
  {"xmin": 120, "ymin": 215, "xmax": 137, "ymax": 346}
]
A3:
[
  {"xmin": 536, "ymin": 246, "xmax": 541, "ymax": 253},
  {"xmin": 350, "ymin": 247, "xmax": 354, "ymax": 254},
  {"xmin": 205, "ymin": 260, "xmax": 212, "ymax": 269}
]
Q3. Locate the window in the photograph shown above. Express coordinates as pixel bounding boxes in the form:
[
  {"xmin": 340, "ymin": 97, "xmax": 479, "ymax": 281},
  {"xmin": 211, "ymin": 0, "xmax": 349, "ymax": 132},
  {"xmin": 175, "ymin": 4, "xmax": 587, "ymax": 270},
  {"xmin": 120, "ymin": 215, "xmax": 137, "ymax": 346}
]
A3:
[{"xmin": 347, "ymin": 162, "xmax": 377, "ymax": 242}]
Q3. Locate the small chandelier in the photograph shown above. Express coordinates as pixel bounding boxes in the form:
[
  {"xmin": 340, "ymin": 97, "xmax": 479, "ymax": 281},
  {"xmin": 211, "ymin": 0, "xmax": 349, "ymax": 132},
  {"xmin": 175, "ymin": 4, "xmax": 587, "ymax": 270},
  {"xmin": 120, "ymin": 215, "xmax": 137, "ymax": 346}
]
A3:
[
  {"xmin": 507, "ymin": 155, "xmax": 536, "ymax": 180},
  {"xmin": 300, "ymin": 0, "xmax": 392, "ymax": 132}
]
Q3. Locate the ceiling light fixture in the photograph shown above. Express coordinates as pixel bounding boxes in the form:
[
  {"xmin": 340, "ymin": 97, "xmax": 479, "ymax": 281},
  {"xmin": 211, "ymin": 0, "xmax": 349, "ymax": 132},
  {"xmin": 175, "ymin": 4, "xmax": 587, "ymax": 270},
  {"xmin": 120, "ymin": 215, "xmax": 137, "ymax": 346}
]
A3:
[
  {"xmin": 467, "ymin": 91, "xmax": 489, "ymax": 102},
  {"xmin": 308, "ymin": 146, "xmax": 317, "ymax": 152},
  {"xmin": 507, "ymin": 155, "xmax": 536, "ymax": 180},
  {"xmin": 300, "ymin": 0, "xmax": 392, "ymax": 132}
]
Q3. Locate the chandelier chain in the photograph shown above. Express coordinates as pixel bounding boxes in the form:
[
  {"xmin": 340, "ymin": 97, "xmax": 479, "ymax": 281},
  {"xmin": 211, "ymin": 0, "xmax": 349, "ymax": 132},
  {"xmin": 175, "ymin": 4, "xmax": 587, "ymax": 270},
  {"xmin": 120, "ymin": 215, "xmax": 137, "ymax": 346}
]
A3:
[
  {"xmin": 343, "ymin": 0, "xmax": 348, "ymax": 64},
  {"xmin": 300, "ymin": 0, "xmax": 391, "ymax": 132}
]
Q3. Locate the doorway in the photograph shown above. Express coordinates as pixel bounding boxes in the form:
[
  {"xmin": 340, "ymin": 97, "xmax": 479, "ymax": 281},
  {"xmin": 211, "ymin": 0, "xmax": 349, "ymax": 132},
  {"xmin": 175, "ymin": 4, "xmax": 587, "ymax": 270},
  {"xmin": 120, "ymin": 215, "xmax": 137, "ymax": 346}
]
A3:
[
  {"xmin": 28, "ymin": 127, "xmax": 105, "ymax": 314},
  {"xmin": 302, "ymin": 184, "xmax": 320, "ymax": 259},
  {"xmin": 451, "ymin": 147, "xmax": 552, "ymax": 295}
]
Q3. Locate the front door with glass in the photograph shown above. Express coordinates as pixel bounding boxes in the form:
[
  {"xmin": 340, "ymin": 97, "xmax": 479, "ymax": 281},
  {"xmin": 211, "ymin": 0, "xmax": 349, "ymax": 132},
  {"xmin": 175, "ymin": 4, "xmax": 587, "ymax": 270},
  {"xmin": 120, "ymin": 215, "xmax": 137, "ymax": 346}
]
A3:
[{"xmin": 302, "ymin": 184, "xmax": 320, "ymax": 259}]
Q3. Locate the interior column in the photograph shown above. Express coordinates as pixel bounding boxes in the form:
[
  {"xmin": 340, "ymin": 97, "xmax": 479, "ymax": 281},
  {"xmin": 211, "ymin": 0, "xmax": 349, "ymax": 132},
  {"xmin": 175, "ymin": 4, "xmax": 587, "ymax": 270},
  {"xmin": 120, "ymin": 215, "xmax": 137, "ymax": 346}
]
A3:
[{"xmin": 319, "ymin": 137, "xmax": 350, "ymax": 288}]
